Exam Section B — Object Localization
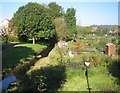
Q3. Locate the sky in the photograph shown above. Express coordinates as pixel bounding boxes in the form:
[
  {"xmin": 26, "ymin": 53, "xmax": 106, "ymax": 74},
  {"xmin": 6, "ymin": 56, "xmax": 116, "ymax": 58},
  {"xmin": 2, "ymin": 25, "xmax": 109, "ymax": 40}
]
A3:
[{"xmin": 0, "ymin": 1, "xmax": 119, "ymax": 26}]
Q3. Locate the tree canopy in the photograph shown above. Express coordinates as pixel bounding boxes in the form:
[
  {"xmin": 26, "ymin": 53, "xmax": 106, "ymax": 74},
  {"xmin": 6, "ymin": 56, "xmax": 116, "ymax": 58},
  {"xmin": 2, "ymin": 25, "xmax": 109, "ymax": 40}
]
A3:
[
  {"xmin": 11, "ymin": 2, "xmax": 55, "ymax": 41},
  {"xmin": 53, "ymin": 17, "xmax": 69, "ymax": 41},
  {"xmin": 64, "ymin": 8, "xmax": 76, "ymax": 38},
  {"xmin": 48, "ymin": 2, "xmax": 63, "ymax": 17}
]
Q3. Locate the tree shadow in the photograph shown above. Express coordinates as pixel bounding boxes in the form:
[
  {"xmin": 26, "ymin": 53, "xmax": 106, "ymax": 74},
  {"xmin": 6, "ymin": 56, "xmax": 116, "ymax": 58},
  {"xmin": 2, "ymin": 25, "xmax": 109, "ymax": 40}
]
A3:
[
  {"xmin": 39, "ymin": 45, "xmax": 54, "ymax": 58},
  {"xmin": 2, "ymin": 44, "xmax": 36, "ymax": 70},
  {"xmin": 17, "ymin": 65, "xmax": 66, "ymax": 92},
  {"xmin": 108, "ymin": 59, "xmax": 120, "ymax": 85}
]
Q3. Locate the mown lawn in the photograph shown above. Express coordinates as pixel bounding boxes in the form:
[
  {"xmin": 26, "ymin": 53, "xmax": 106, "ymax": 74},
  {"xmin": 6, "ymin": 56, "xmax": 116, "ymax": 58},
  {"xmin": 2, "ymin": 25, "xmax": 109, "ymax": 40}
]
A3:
[{"xmin": 2, "ymin": 43, "xmax": 47, "ymax": 70}]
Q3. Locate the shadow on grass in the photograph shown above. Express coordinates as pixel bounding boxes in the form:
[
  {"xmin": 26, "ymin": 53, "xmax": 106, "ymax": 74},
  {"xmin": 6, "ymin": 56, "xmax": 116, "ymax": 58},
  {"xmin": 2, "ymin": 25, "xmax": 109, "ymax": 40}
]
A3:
[
  {"xmin": 39, "ymin": 45, "xmax": 54, "ymax": 58},
  {"xmin": 16, "ymin": 66, "xmax": 66, "ymax": 92},
  {"xmin": 108, "ymin": 59, "xmax": 120, "ymax": 85},
  {"xmin": 2, "ymin": 44, "xmax": 36, "ymax": 70}
]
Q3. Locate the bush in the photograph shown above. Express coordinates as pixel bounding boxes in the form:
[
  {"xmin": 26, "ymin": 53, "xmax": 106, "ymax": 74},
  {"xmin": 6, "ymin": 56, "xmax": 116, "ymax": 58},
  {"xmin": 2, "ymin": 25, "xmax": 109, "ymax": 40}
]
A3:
[
  {"xmin": 2, "ymin": 37, "xmax": 19, "ymax": 43},
  {"xmin": 2, "ymin": 37, "xmax": 6, "ymax": 42},
  {"xmin": 9, "ymin": 37, "xmax": 19, "ymax": 42},
  {"xmin": 117, "ymin": 45, "xmax": 120, "ymax": 55}
]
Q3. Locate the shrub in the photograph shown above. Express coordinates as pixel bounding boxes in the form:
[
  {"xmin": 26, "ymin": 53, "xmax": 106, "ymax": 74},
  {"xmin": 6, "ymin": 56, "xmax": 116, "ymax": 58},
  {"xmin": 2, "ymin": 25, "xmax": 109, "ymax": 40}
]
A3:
[
  {"xmin": 9, "ymin": 37, "xmax": 19, "ymax": 42},
  {"xmin": 117, "ymin": 45, "xmax": 120, "ymax": 55},
  {"xmin": 37, "ymin": 76, "xmax": 47, "ymax": 92},
  {"xmin": 2, "ymin": 37, "xmax": 19, "ymax": 42}
]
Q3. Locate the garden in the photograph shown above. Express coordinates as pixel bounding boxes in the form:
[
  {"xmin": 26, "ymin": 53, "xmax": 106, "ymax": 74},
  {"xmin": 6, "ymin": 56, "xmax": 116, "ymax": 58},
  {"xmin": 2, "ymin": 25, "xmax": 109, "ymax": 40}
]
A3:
[
  {"xmin": 1, "ymin": 2, "xmax": 120, "ymax": 93},
  {"xmin": 2, "ymin": 38, "xmax": 120, "ymax": 92}
]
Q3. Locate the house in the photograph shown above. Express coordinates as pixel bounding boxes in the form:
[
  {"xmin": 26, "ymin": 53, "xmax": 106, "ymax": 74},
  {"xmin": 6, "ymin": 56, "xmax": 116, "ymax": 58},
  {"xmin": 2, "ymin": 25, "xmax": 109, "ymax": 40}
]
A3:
[{"xmin": 105, "ymin": 43, "xmax": 116, "ymax": 56}]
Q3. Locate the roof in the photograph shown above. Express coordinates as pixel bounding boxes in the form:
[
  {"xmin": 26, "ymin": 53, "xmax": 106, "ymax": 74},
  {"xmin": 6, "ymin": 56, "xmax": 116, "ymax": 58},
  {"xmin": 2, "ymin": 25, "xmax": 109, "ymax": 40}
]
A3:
[{"xmin": 106, "ymin": 43, "xmax": 116, "ymax": 46}]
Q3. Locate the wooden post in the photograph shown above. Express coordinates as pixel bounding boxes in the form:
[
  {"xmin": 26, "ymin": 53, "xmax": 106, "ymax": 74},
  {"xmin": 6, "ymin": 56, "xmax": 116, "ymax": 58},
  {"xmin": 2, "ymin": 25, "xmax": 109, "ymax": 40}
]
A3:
[{"xmin": 85, "ymin": 67, "xmax": 91, "ymax": 93}]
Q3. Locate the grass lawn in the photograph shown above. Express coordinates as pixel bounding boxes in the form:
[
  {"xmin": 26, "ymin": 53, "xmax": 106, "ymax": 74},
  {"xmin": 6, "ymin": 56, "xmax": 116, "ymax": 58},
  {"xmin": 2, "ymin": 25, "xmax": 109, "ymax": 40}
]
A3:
[{"xmin": 2, "ymin": 43, "xmax": 47, "ymax": 70}]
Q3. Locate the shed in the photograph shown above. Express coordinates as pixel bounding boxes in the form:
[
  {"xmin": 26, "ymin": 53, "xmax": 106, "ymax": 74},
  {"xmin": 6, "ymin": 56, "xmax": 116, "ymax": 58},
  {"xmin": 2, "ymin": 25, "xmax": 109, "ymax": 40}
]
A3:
[{"xmin": 105, "ymin": 43, "xmax": 116, "ymax": 56}]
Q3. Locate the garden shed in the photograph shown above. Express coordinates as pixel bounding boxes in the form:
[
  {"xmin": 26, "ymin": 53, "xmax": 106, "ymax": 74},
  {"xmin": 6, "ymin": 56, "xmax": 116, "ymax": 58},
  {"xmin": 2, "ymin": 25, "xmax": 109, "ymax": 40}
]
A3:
[{"xmin": 105, "ymin": 43, "xmax": 116, "ymax": 56}]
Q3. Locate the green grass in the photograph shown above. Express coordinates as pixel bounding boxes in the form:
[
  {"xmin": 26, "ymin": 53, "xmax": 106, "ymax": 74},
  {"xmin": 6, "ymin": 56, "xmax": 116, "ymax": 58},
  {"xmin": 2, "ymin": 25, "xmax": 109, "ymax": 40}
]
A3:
[
  {"xmin": 4, "ymin": 42, "xmax": 120, "ymax": 92},
  {"xmin": 48, "ymin": 45, "xmax": 120, "ymax": 92},
  {"xmin": 59, "ymin": 76, "xmax": 87, "ymax": 91},
  {"xmin": 59, "ymin": 66, "xmax": 120, "ymax": 91},
  {"xmin": 14, "ymin": 43, "xmax": 47, "ymax": 52},
  {"xmin": 2, "ymin": 43, "xmax": 47, "ymax": 70}
]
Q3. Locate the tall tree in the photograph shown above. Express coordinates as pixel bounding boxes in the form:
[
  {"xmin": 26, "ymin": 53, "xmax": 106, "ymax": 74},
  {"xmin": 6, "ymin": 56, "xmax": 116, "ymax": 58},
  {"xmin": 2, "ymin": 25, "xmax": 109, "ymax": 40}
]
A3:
[
  {"xmin": 64, "ymin": 8, "xmax": 76, "ymax": 39},
  {"xmin": 48, "ymin": 2, "xmax": 63, "ymax": 17},
  {"xmin": 53, "ymin": 17, "xmax": 68, "ymax": 41},
  {"xmin": 12, "ymin": 2, "xmax": 55, "ymax": 44}
]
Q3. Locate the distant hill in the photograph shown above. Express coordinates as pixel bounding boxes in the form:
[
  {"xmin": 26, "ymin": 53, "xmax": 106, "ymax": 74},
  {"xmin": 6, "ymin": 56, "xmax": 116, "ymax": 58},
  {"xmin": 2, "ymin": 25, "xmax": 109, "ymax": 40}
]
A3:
[{"xmin": 90, "ymin": 25, "xmax": 118, "ymax": 30}]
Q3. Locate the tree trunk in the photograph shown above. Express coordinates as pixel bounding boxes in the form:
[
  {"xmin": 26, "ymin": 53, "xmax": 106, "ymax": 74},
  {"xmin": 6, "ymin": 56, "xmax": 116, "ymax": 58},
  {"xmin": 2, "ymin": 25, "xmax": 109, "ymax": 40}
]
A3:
[
  {"xmin": 33, "ymin": 37, "xmax": 35, "ymax": 44},
  {"xmin": 5, "ymin": 36, "xmax": 8, "ymax": 45}
]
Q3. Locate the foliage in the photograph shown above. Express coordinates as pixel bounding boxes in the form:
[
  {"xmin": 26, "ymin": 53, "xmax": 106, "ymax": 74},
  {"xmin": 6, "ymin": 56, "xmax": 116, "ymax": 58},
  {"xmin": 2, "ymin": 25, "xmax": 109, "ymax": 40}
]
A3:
[
  {"xmin": 48, "ymin": 2, "xmax": 63, "ymax": 17},
  {"xmin": 37, "ymin": 76, "xmax": 47, "ymax": 92},
  {"xmin": 77, "ymin": 26, "xmax": 92, "ymax": 37},
  {"xmin": 12, "ymin": 2, "xmax": 55, "ymax": 40},
  {"xmin": 54, "ymin": 46, "xmax": 64, "ymax": 66},
  {"xmin": 2, "ymin": 37, "xmax": 19, "ymax": 42},
  {"xmin": 117, "ymin": 45, "xmax": 120, "ymax": 55},
  {"xmin": 30, "ymin": 66, "xmax": 66, "ymax": 92},
  {"xmin": 91, "ymin": 25, "xmax": 118, "ymax": 36},
  {"xmin": 64, "ymin": 8, "xmax": 76, "ymax": 39},
  {"xmin": 68, "ymin": 40, "xmax": 75, "ymax": 50},
  {"xmin": 6, "ymin": 66, "xmax": 66, "ymax": 92},
  {"xmin": 60, "ymin": 63, "xmax": 120, "ymax": 91},
  {"xmin": 18, "ymin": 35, "xmax": 28, "ymax": 42},
  {"xmin": 53, "ymin": 17, "xmax": 68, "ymax": 41},
  {"xmin": 8, "ymin": 20, "xmax": 18, "ymax": 37}
]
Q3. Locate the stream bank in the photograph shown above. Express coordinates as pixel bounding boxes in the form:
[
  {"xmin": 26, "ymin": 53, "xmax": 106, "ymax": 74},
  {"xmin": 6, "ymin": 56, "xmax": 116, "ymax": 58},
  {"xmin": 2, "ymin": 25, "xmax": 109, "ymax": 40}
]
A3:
[{"xmin": 1, "ymin": 44, "xmax": 55, "ymax": 91}]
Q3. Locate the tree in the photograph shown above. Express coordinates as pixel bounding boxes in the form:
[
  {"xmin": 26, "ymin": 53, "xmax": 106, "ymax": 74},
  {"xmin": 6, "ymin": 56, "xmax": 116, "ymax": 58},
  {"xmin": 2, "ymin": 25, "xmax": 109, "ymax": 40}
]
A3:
[
  {"xmin": 48, "ymin": 2, "xmax": 63, "ymax": 17},
  {"xmin": 64, "ymin": 8, "xmax": 77, "ymax": 40},
  {"xmin": 53, "ymin": 17, "xmax": 68, "ymax": 41},
  {"xmin": 8, "ymin": 20, "xmax": 18, "ymax": 38},
  {"xmin": 0, "ymin": 19, "xmax": 10, "ymax": 44},
  {"xmin": 11, "ymin": 2, "xmax": 55, "ymax": 44}
]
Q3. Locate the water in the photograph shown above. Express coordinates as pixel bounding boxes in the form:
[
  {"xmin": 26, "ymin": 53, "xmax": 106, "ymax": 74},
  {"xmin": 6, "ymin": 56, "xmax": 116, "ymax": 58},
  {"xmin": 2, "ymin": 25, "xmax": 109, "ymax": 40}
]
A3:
[{"xmin": 0, "ymin": 75, "xmax": 17, "ymax": 91}]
